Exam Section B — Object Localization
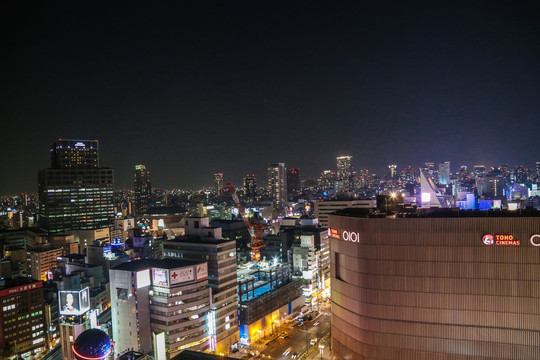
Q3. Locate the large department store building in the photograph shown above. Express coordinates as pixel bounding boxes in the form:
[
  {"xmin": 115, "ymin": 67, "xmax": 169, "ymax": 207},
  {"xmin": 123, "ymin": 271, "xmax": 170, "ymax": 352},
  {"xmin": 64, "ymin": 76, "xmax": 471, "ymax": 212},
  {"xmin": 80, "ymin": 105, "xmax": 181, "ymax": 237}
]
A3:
[{"xmin": 329, "ymin": 209, "xmax": 540, "ymax": 360}]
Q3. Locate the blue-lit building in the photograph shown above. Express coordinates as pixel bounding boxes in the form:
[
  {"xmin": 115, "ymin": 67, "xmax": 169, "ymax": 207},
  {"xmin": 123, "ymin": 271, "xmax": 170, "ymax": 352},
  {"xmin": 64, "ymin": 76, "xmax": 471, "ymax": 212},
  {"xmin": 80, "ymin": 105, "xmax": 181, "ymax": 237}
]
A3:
[{"xmin": 237, "ymin": 262, "xmax": 304, "ymax": 345}]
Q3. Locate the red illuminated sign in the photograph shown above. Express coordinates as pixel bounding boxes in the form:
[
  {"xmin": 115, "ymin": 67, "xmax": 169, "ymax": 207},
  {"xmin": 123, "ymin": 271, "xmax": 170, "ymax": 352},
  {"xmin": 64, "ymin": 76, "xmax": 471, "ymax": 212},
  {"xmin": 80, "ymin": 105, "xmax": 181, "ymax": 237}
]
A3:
[
  {"xmin": 483, "ymin": 234, "xmax": 520, "ymax": 246},
  {"xmin": 328, "ymin": 228, "xmax": 340, "ymax": 239},
  {"xmin": 0, "ymin": 282, "xmax": 42, "ymax": 297}
]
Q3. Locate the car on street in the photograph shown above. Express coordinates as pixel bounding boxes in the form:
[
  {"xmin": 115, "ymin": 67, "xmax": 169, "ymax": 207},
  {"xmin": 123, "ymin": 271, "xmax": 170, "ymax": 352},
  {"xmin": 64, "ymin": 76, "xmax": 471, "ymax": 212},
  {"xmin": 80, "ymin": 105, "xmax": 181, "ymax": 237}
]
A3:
[{"xmin": 283, "ymin": 347, "xmax": 293, "ymax": 356}]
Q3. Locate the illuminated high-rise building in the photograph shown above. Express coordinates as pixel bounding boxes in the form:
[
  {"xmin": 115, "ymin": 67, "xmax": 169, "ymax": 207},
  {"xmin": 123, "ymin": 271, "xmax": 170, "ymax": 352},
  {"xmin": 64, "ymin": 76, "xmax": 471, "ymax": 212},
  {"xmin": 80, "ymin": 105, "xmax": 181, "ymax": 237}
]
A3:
[
  {"xmin": 287, "ymin": 168, "xmax": 300, "ymax": 200},
  {"xmin": 319, "ymin": 170, "xmax": 336, "ymax": 192},
  {"xmin": 423, "ymin": 162, "xmax": 436, "ymax": 181},
  {"xmin": 268, "ymin": 163, "xmax": 287, "ymax": 214},
  {"xmin": 0, "ymin": 279, "xmax": 47, "ymax": 359},
  {"xmin": 473, "ymin": 165, "xmax": 486, "ymax": 179},
  {"xmin": 50, "ymin": 139, "xmax": 99, "ymax": 169},
  {"xmin": 134, "ymin": 164, "xmax": 152, "ymax": 216},
  {"xmin": 457, "ymin": 165, "xmax": 469, "ymax": 182},
  {"xmin": 38, "ymin": 139, "xmax": 114, "ymax": 234},
  {"xmin": 438, "ymin": 161, "xmax": 451, "ymax": 185},
  {"xmin": 514, "ymin": 165, "xmax": 532, "ymax": 184},
  {"xmin": 243, "ymin": 174, "xmax": 257, "ymax": 204},
  {"xmin": 214, "ymin": 172, "xmax": 224, "ymax": 195},
  {"xmin": 400, "ymin": 166, "xmax": 417, "ymax": 185},
  {"xmin": 387, "ymin": 164, "xmax": 398, "ymax": 181},
  {"xmin": 336, "ymin": 155, "xmax": 353, "ymax": 192}
]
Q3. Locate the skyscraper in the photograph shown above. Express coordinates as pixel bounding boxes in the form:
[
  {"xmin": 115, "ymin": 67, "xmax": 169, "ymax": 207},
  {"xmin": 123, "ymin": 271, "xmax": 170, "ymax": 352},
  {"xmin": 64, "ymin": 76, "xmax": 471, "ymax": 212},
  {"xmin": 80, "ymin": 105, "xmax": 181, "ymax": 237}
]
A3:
[
  {"xmin": 243, "ymin": 174, "xmax": 257, "ymax": 204},
  {"xmin": 134, "ymin": 164, "xmax": 152, "ymax": 216},
  {"xmin": 214, "ymin": 172, "xmax": 224, "ymax": 195},
  {"xmin": 38, "ymin": 139, "xmax": 114, "ymax": 234},
  {"xmin": 336, "ymin": 155, "xmax": 353, "ymax": 192},
  {"xmin": 268, "ymin": 163, "xmax": 287, "ymax": 215},
  {"xmin": 50, "ymin": 139, "xmax": 99, "ymax": 169},
  {"xmin": 287, "ymin": 168, "xmax": 300, "ymax": 200},
  {"xmin": 438, "ymin": 161, "xmax": 451, "ymax": 185},
  {"xmin": 387, "ymin": 164, "xmax": 398, "ymax": 181},
  {"xmin": 319, "ymin": 170, "xmax": 337, "ymax": 193}
]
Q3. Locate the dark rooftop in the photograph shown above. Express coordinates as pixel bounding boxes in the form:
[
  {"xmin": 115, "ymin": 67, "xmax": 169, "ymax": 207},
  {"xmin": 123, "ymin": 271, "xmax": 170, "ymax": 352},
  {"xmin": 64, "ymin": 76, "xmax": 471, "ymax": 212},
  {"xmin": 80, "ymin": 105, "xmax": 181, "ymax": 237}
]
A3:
[
  {"xmin": 144, "ymin": 206, "xmax": 186, "ymax": 216},
  {"xmin": 166, "ymin": 236, "xmax": 233, "ymax": 245},
  {"xmin": 112, "ymin": 258, "xmax": 205, "ymax": 272},
  {"xmin": 0, "ymin": 277, "xmax": 41, "ymax": 291},
  {"xmin": 117, "ymin": 351, "xmax": 146, "ymax": 360},
  {"xmin": 0, "ymin": 227, "xmax": 47, "ymax": 235}
]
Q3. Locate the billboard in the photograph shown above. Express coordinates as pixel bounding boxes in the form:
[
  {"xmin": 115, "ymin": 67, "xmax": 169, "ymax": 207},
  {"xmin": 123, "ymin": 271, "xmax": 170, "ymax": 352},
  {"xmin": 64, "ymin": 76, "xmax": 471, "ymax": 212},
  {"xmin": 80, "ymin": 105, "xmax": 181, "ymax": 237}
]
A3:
[
  {"xmin": 137, "ymin": 269, "xmax": 151, "ymax": 289},
  {"xmin": 196, "ymin": 263, "xmax": 208, "ymax": 281},
  {"xmin": 59, "ymin": 287, "xmax": 90, "ymax": 316},
  {"xmin": 152, "ymin": 268, "xmax": 169, "ymax": 287},
  {"xmin": 170, "ymin": 267, "xmax": 194, "ymax": 285}
]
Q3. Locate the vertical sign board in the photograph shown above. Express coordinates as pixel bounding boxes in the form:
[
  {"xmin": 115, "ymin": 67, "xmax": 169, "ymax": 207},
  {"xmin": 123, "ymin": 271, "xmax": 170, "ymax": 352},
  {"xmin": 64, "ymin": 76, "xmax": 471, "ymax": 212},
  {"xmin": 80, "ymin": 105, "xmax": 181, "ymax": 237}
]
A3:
[
  {"xmin": 196, "ymin": 263, "xmax": 208, "ymax": 281},
  {"xmin": 153, "ymin": 332, "xmax": 166, "ymax": 360},
  {"xmin": 152, "ymin": 268, "xmax": 169, "ymax": 287},
  {"xmin": 137, "ymin": 269, "xmax": 151, "ymax": 289}
]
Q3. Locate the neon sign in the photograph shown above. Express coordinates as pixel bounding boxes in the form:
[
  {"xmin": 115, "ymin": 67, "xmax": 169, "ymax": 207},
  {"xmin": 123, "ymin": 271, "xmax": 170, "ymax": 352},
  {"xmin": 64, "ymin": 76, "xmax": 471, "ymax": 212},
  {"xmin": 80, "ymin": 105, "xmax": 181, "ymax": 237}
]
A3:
[
  {"xmin": 329, "ymin": 228, "xmax": 360, "ymax": 242},
  {"xmin": 328, "ymin": 228, "xmax": 340, "ymax": 239},
  {"xmin": 482, "ymin": 234, "xmax": 519, "ymax": 246},
  {"xmin": 482, "ymin": 234, "xmax": 494, "ymax": 245}
]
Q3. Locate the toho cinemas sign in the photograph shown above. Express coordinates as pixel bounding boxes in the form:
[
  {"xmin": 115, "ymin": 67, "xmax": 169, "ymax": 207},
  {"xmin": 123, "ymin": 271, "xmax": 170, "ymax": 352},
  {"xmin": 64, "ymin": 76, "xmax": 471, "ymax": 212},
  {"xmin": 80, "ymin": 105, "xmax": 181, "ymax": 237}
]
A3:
[
  {"xmin": 482, "ymin": 234, "xmax": 520, "ymax": 246},
  {"xmin": 329, "ymin": 228, "xmax": 360, "ymax": 243}
]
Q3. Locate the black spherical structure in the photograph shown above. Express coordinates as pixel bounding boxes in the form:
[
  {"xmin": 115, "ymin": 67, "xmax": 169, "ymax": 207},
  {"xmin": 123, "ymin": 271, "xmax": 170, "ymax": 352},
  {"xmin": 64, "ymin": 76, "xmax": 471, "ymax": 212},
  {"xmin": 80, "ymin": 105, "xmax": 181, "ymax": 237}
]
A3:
[{"xmin": 72, "ymin": 329, "xmax": 112, "ymax": 360}]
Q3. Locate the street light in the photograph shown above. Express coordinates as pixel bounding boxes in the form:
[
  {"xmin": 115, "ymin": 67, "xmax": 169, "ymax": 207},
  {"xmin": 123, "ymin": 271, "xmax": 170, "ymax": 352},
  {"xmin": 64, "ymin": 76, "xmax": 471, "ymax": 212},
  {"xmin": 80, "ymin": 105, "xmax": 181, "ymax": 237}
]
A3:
[{"xmin": 319, "ymin": 344, "xmax": 325, "ymax": 360}]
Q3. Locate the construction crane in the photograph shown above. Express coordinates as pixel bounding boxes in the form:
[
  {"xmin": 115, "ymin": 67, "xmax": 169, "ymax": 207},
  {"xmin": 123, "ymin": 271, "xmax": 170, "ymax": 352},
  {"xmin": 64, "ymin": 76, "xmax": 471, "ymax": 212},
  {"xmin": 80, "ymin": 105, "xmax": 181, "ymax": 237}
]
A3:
[{"xmin": 227, "ymin": 182, "xmax": 264, "ymax": 261}]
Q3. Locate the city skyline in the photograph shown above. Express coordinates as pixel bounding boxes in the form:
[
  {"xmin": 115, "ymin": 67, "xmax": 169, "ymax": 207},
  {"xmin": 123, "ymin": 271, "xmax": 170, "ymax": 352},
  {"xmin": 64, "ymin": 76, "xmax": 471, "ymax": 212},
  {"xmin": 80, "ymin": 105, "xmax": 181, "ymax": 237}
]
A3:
[
  {"xmin": 2, "ymin": 144, "xmax": 540, "ymax": 195},
  {"xmin": 3, "ymin": 3, "xmax": 539, "ymax": 194}
]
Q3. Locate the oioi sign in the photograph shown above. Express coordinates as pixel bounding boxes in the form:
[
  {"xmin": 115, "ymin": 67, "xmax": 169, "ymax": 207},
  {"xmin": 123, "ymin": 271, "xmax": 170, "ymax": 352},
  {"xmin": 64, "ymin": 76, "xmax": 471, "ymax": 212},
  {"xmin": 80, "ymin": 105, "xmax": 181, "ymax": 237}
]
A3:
[
  {"xmin": 342, "ymin": 231, "xmax": 360, "ymax": 242},
  {"xmin": 530, "ymin": 235, "xmax": 540, "ymax": 247}
]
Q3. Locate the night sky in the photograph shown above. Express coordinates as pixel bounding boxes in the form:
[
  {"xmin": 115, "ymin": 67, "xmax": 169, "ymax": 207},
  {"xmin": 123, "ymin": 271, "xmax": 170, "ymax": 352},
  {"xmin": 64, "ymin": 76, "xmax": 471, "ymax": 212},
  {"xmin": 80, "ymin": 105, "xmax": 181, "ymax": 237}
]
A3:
[{"xmin": 2, "ymin": 2, "xmax": 539, "ymax": 195}]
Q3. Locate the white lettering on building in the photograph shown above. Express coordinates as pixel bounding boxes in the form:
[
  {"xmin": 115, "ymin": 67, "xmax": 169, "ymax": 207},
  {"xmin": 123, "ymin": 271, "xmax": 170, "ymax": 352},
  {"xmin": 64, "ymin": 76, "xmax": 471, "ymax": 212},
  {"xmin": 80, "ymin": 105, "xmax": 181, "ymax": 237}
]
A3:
[
  {"xmin": 342, "ymin": 231, "xmax": 360, "ymax": 242},
  {"xmin": 530, "ymin": 234, "xmax": 540, "ymax": 247}
]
